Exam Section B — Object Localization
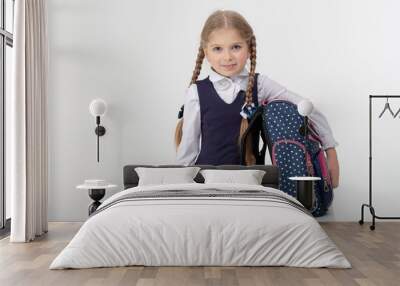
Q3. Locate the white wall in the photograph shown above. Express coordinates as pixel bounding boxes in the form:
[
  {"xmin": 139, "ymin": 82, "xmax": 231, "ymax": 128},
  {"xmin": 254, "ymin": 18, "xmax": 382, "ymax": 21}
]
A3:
[{"xmin": 47, "ymin": 0, "xmax": 400, "ymax": 222}]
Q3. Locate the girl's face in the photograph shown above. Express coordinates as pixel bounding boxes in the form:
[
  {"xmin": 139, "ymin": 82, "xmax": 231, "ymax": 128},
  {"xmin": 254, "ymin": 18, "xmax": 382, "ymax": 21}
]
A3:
[{"xmin": 204, "ymin": 28, "xmax": 250, "ymax": 77}]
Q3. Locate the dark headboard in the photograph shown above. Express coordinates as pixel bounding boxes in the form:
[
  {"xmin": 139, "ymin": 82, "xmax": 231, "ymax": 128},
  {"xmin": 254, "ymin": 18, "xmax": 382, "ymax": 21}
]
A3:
[{"xmin": 123, "ymin": 165, "xmax": 279, "ymax": 189}]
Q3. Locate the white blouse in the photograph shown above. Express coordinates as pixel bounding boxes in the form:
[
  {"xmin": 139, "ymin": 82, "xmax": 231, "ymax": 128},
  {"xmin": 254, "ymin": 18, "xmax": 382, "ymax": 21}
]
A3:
[{"xmin": 176, "ymin": 68, "xmax": 338, "ymax": 166}]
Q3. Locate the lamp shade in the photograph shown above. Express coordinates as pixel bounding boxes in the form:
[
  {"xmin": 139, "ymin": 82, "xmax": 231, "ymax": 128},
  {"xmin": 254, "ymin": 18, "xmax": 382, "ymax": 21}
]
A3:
[
  {"xmin": 89, "ymin": 99, "xmax": 107, "ymax": 117},
  {"xmin": 297, "ymin": 100, "xmax": 314, "ymax": 116}
]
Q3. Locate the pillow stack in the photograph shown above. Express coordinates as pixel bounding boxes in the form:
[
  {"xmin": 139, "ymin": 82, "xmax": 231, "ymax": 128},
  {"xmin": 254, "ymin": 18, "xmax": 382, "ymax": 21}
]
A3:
[{"xmin": 135, "ymin": 167, "xmax": 266, "ymax": 186}]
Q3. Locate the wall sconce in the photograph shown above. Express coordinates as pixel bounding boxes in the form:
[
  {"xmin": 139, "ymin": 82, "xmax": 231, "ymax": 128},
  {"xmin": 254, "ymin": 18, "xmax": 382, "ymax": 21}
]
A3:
[
  {"xmin": 294, "ymin": 99, "xmax": 317, "ymax": 210},
  {"xmin": 298, "ymin": 100, "xmax": 313, "ymax": 136},
  {"xmin": 89, "ymin": 99, "xmax": 107, "ymax": 162},
  {"xmin": 297, "ymin": 100, "xmax": 314, "ymax": 175}
]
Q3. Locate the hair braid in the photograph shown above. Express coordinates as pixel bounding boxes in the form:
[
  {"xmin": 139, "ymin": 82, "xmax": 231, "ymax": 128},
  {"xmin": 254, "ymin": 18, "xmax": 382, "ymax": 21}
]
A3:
[
  {"xmin": 239, "ymin": 35, "xmax": 257, "ymax": 165},
  {"xmin": 190, "ymin": 46, "xmax": 205, "ymax": 85},
  {"xmin": 175, "ymin": 46, "xmax": 205, "ymax": 149},
  {"xmin": 245, "ymin": 35, "xmax": 257, "ymax": 104}
]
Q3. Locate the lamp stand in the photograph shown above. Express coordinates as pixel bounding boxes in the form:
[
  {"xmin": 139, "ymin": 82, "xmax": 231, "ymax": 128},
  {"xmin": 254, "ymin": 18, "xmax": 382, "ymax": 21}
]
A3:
[
  {"xmin": 94, "ymin": 116, "xmax": 106, "ymax": 162},
  {"xmin": 303, "ymin": 116, "xmax": 312, "ymax": 176}
]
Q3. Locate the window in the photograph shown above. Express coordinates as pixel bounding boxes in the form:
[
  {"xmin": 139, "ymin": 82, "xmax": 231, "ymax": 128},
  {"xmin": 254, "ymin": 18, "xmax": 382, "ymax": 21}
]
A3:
[{"xmin": 0, "ymin": 0, "xmax": 14, "ymax": 235}]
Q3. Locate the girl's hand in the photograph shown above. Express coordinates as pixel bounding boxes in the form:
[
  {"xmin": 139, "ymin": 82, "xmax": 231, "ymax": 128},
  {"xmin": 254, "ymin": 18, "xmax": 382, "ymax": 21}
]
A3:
[{"xmin": 325, "ymin": 148, "xmax": 339, "ymax": 188}]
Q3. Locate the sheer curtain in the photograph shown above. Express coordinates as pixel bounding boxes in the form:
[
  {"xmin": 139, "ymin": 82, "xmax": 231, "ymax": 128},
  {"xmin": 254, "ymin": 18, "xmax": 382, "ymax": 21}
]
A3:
[{"xmin": 10, "ymin": 0, "xmax": 48, "ymax": 242}]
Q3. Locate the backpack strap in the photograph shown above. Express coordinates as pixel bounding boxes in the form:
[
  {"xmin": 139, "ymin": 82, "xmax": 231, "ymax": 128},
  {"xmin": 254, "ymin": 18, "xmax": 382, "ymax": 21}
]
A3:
[
  {"xmin": 240, "ymin": 107, "xmax": 267, "ymax": 165},
  {"xmin": 240, "ymin": 74, "xmax": 267, "ymax": 165},
  {"xmin": 252, "ymin": 74, "xmax": 259, "ymax": 107}
]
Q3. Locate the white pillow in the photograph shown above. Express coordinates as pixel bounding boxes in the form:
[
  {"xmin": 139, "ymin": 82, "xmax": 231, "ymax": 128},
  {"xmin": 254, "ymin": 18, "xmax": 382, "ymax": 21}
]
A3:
[
  {"xmin": 200, "ymin": 169, "xmax": 266, "ymax": 185},
  {"xmin": 135, "ymin": 167, "xmax": 201, "ymax": 186}
]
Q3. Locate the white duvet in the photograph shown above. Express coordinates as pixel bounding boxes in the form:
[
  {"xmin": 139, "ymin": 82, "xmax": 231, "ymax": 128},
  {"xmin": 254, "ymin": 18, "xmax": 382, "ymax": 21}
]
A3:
[{"xmin": 50, "ymin": 183, "xmax": 351, "ymax": 269}]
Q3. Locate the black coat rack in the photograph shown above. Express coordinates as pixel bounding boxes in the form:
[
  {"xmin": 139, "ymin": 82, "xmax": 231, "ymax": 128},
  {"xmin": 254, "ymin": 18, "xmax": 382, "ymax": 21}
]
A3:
[{"xmin": 359, "ymin": 95, "xmax": 400, "ymax": 230}]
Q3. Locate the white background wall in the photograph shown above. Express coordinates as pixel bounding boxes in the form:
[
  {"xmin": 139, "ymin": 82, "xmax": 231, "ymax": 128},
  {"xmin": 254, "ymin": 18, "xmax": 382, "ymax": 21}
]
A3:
[{"xmin": 47, "ymin": 0, "xmax": 400, "ymax": 222}]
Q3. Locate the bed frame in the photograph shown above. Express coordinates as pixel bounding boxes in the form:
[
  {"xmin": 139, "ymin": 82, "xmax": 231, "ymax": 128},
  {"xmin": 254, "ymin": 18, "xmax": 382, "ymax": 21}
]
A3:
[{"xmin": 123, "ymin": 165, "xmax": 279, "ymax": 189}]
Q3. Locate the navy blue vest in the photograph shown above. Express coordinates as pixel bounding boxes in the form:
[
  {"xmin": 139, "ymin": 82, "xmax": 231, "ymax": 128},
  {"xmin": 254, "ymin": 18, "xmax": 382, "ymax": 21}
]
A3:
[{"xmin": 195, "ymin": 74, "xmax": 259, "ymax": 165}]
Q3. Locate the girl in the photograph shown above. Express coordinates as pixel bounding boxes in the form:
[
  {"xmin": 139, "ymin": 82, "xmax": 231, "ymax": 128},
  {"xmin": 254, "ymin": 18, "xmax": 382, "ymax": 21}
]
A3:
[{"xmin": 175, "ymin": 10, "xmax": 340, "ymax": 188}]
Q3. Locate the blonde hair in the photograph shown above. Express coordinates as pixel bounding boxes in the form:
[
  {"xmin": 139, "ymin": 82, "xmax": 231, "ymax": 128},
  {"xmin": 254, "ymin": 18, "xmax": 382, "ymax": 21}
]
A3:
[{"xmin": 175, "ymin": 10, "xmax": 257, "ymax": 165}]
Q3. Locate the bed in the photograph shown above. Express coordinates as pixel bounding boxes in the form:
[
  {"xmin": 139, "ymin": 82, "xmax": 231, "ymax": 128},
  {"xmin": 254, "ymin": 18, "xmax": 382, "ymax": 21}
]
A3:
[{"xmin": 50, "ymin": 165, "xmax": 350, "ymax": 269}]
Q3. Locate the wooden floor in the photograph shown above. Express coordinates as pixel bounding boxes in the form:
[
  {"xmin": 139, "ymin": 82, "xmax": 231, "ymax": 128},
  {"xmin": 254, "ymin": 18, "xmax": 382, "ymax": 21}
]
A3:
[{"xmin": 0, "ymin": 222, "xmax": 399, "ymax": 286}]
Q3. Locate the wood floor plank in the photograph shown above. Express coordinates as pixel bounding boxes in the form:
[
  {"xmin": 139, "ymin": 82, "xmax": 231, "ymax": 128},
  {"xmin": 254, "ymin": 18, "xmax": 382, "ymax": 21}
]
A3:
[{"xmin": 0, "ymin": 222, "xmax": 400, "ymax": 286}]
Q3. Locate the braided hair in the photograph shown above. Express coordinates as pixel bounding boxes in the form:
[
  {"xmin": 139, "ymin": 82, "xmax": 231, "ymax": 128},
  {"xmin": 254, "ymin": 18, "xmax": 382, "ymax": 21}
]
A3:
[
  {"xmin": 174, "ymin": 47, "xmax": 205, "ymax": 148},
  {"xmin": 239, "ymin": 35, "xmax": 257, "ymax": 165}
]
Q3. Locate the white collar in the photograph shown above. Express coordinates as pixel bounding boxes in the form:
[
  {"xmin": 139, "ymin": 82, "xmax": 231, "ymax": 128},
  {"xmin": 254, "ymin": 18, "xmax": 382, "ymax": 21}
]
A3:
[{"xmin": 209, "ymin": 68, "xmax": 249, "ymax": 83}]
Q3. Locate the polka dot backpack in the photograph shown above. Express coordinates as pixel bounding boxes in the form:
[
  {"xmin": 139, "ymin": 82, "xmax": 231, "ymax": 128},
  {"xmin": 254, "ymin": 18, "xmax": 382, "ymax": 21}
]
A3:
[{"xmin": 262, "ymin": 100, "xmax": 333, "ymax": 217}]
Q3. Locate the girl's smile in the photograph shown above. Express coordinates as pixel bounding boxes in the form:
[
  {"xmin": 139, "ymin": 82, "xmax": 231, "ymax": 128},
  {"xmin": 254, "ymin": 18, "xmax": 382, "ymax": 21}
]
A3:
[
  {"xmin": 204, "ymin": 28, "xmax": 250, "ymax": 78},
  {"xmin": 221, "ymin": 63, "xmax": 238, "ymax": 72}
]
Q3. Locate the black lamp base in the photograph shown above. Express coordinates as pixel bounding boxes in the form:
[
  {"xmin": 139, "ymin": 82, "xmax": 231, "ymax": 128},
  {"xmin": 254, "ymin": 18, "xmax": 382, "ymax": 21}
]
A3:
[
  {"xmin": 88, "ymin": 189, "xmax": 105, "ymax": 215},
  {"xmin": 296, "ymin": 180, "xmax": 314, "ymax": 210}
]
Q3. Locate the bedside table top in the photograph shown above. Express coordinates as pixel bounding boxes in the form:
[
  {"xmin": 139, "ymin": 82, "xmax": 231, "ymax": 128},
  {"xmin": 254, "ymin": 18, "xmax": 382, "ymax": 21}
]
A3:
[
  {"xmin": 289, "ymin": 176, "xmax": 321, "ymax": 181},
  {"xmin": 76, "ymin": 184, "xmax": 117, "ymax": 190}
]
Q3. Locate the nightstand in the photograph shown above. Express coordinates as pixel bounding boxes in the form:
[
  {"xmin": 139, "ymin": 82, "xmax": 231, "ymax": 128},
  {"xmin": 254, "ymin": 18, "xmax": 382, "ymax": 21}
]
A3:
[
  {"xmin": 76, "ymin": 181, "xmax": 117, "ymax": 215},
  {"xmin": 289, "ymin": 176, "xmax": 320, "ymax": 210}
]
